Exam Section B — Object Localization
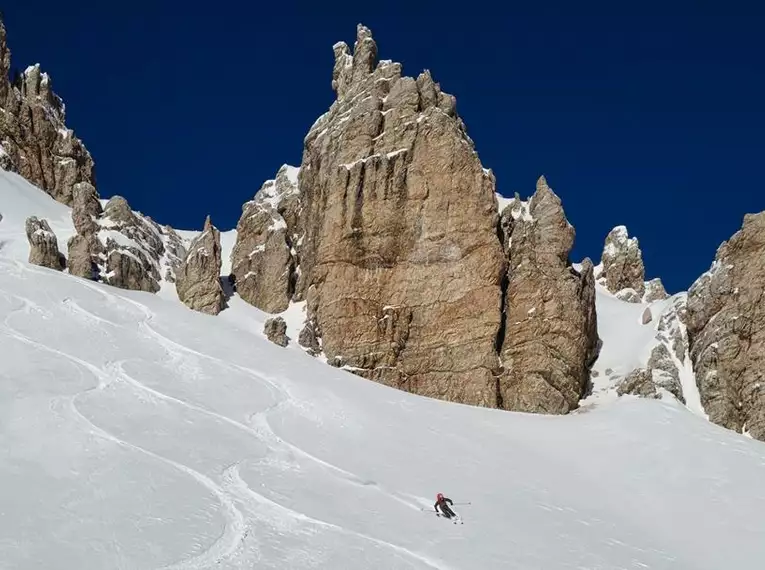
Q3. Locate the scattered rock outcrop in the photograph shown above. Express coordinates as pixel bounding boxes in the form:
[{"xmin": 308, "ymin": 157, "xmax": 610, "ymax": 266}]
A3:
[
  {"xmin": 498, "ymin": 177, "xmax": 600, "ymax": 413},
  {"xmin": 1, "ymin": 17, "xmax": 186, "ymax": 294},
  {"xmin": 25, "ymin": 216, "xmax": 64, "ymax": 270},
  {"xmin": 0, "ymin": 18, "xmax": 96, "ymax": 205},
  {"xmin": 292, "ymin": 24, "xmax": 507, "ymax": 406},
  {"xmin": 176, "ymin": 216, "xmax": 225, "ymax": 315},
  {"xmin": 616, "ymin": 293, "xmax": 689, "ymax": 404},
  {"xmin": 231, "ymin": 165, "xmax": 300, "ymax": 313},
  {"xmin": 618, "ymin": 344, "xmax": 684, "ymax": 402},
  {"xmin": 617, "ymin": 368, "xmax": 658, "ymax": 399},
  {"xmin": 97, "ymin": 197, "xmax": 184, "ymax": 292},
  {"xmin": 656, "ymin": 294, "xmax": 689, "ymax": 364},
  {"xmin": 264, "ymin": 317, "xmax": 289, "ymax": 347},
  {"xmin": 65, "ymin": 191, "xmax": 186, "ymax": 291},
  {"xmin": 687, "ymin": 212, "xmax": 765, "ymax": 440}
]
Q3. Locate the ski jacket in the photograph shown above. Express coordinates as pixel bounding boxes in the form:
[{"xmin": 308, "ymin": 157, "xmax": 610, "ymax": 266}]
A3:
[{"xmin": 434, "ymin": 497, "xmax": 454, "ymax": 512}]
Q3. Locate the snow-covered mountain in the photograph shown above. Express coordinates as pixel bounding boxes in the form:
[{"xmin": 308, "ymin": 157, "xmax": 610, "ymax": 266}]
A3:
[
  {"xmin": 3, "ymin": 13, "xmax": 765, "ymax": 568},
  {"xmin": 3, "ymin": 170, "xmax": 765, "ymax": 569}
]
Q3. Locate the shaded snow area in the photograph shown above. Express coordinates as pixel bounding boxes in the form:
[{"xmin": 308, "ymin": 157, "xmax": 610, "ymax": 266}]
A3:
[{"xmin": 3, "ymin": 178, "xmax": 765, "ymax": 568}]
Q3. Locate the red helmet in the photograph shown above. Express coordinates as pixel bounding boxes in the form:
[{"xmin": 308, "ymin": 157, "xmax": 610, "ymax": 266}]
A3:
[{"xmin": 436, "ymin": 493, "xmax": 444, "ymax": 501}]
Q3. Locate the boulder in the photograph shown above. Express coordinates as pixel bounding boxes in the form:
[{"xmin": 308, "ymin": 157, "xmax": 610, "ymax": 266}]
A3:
[
  {"xmin": 264, "ymin": 317, "xmax": 289, "ymax": 347},
  {"xmin": 25, "ymin": 216, "xmax": 64, "ymax": 270}
]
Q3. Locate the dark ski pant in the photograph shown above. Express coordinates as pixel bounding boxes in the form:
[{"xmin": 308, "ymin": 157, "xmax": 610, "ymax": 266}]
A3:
[{"xmin": 439, "ymin": 505, "xmax": 456, "ymax": 518}]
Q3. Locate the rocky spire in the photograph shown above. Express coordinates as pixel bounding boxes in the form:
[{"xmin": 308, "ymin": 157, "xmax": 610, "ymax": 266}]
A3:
[
  {"xmin": 230, "ymin": 165, "xmax": 300, "ymax": 313},
  {"xmin": 0, "ymin": 15, "xmax": 96, "ymax": 205},
  {"xmin": 597, "ymin": 226, "xmax": 646, "ymax": 301},
  {"xmin": 332, "ymin": 24, "xmax": 379, "ymax": 99},
  {"xmin": 288, "ymin": 24, "xmax": 506, "ymax": 406},
  {"xmin": 498, "ymin": 176, "xmax": 600, "ymax": 413},
  {"xmin": 176, "ymin": 216, "xmax": 226, "ymax": 315},
  {"xmin": 687, "ymin": 211, "xmax": 765, "ymax": 441}
]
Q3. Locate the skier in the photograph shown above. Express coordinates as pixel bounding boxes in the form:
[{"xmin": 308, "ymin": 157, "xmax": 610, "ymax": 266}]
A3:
[{"xmin": 434, "ymin": 493, "xmax": 457, "ymax": 519}]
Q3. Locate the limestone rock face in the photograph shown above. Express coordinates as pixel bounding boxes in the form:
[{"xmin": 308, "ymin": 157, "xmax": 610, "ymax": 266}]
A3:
[
  {"xmin": 644, "ymin": 278, "xmax": 669, "ymax": 302},
  {"xmin": 97, "ymin": 197, "xmax": 168, "ymax": 292},
  {"xmin": 0, "ymin": 19, "xmax": 96, "ymax": 205},
  {"xmin": 25, "ymin": 216, "xmax": 64, "ymax": 270},
  {"xmin": 67, "ymin": 234, "xmax": 97, "ymax": 279},
  {"xmin": 656, "ymin": 294, "xmax": 689, "ymax": 364},
  {"xmin": 642, "ymin": 307, "xmax": 653, "ymax": 325},
  {"xmin": 71, "ymin": 182, "xmax": 101, "ymax": 236},
  {"xmin": 597, "ymin": 226, "xmax": 645, "ymax": 301},
  {"xmin": 264, "ymin": 317, "xmax": 289, "ymax": 347},
  {"xmin": 66, "ymin": 182, "xmax": 103, "ymax": 279},
  {"xmin": 176, "ymin": 216, "xmax": 225, "ymax": 315},
  {"xmin": 293, "ymin": 25, "xmax": 506, "ymax": 406},
  {"xmin": 231, "ymin": 165, "xmax": 300, "ymax": 313},
  {"xmin": 687, "ymin": 212, "xmax": 765, "ymax": 440},
  {"xmin": 298, "ymin": 322, "xmax": 321, "ymax": 355},
  {"xmin": 498, "ymin": 177, "xmax": 600, "ymax": 413}
]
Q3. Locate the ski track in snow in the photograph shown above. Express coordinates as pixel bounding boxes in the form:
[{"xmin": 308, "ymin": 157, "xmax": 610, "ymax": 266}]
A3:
[
  {"xmin": 0, "ymin": 259, "xmax": 443, "ymax": 569},
  {"xmin": 1, "ymin": 317, "xmax": 248, "ymax": 568},
  {"xmin": 222, "ymin": 464, "xmax": 453, "ymax": 570}
]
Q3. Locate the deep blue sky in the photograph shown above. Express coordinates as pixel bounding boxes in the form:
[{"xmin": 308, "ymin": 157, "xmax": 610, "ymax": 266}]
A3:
[{"xmin": 4, "ymin": 1, "xmax": 763, "ymax": 292}]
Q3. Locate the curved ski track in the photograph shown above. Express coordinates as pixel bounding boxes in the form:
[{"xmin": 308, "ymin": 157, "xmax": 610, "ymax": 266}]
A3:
[{"xmin": 0, "ymin": 261, "xmax": 448, "ymax": 569}]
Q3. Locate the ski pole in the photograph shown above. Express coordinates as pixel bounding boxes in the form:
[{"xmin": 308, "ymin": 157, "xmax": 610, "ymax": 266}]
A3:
[{"xmin": 452, "ymin": 502, "xmax": 471, "ymax": 506}]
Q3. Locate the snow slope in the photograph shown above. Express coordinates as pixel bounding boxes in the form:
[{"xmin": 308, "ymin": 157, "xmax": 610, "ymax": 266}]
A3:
[
  {"xmin": 3, "ymin": 174, "xmax": 765, "ymax": 569},
  {"xmin": 0, "ymin": 171, "xmax": 75, "ymax": 261}
]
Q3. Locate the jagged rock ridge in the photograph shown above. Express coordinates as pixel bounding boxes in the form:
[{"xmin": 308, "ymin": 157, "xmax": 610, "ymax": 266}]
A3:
[
  {"xmin": 67, "ymin": 186, "xmax": 186, "ymax": 292},
  {"xmin": 0, "ymin": 19, "xmax": 95, "ymax": 206},
  {"xmin": 233, "ymin": 25, "xmax": 600, "ymax": 413}
]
